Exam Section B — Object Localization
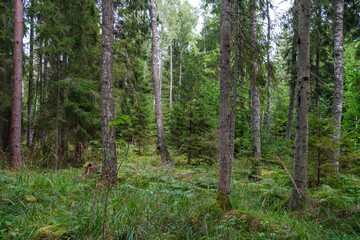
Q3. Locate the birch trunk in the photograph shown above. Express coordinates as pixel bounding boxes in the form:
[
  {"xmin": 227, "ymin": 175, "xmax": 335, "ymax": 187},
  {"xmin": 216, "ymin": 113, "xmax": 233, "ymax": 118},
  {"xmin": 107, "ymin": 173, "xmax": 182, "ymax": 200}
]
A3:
[
  {"xmin": 100, "ymin": 0, "xmax": 117, "ymax": 182},
  {"xmin": 170, "ymin": 36, "xmax": 173, "ymax": 106},
  {"xmin": 331, "ymin": 0, "xmax": 344, "ymax": 173},
  {"xmin": 150, "ymin": 0, "xmax": 171, "ymax": 164},
  {"xmin": 249, "ymin": 0, "xmax": 261, "ymax": 174},
  {"xmin": 217, "ymin": 0, "xmax": 232, "ymax": 210},
  {"xmin": 10, "ymin": 0, "xmax": 23, "ymax": 169},
  {"xmin": 291, "ymin": 0, "xmax": 311, "ymax": 209}
]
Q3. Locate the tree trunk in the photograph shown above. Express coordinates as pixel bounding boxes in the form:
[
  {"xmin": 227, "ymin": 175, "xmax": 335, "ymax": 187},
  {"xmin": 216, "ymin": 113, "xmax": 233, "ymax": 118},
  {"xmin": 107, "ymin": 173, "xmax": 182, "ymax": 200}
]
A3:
[
  {"xmin": 229, "ymin": 0, "xmax": 240, "ymax": 188},
  {"xmin": 100, "ymin": 0, "xmax": 118, "ymax": 183},
  {"xmin": 31, "ymin": 53, "xmax": 42, "ymax": 159},
  {"xmin": 150, "ymin": 0, "xmax": 171, "ymax": 164},
  {"xmin": 54, "ymin": 57, "xmax": 61, "ymax": 171},
  {"xmin": 10, "ymin": 0, "xmax": 23, "ymax": 170},
  {"xmin": 285, "ymin": 25, "xmax": 298, "ymax": 140},
  {"xmin": 266, "ymin": 0, "xmax": 271, "ymax": 137},
  {"xmin": 291, "ymin": 0, "xmax": 311, "ymax": 209},
  {"xmin": 179, "ymin": 48, "xmax": 183, "ymax": 99},
  {"xmin": 217, "ymin": 0, "xmax": 232, "ymax": 210},
  {"xmin": 249, "ymin": 0, "xmax": 261, "ymax": 174},
  {"xmin": 40, "ymin": 54, "xmax": 48, "ymax": 148},
  {"xmin": 170, "ymin": 36, "xmax": 173, "ymax": 106},
  {"xmin": 27, "ymin": 6, "xmax": 34, "ymax": 148},
  {"xmin": 332, "ymin": 0, "xmax": 344, "ymax": 173}
]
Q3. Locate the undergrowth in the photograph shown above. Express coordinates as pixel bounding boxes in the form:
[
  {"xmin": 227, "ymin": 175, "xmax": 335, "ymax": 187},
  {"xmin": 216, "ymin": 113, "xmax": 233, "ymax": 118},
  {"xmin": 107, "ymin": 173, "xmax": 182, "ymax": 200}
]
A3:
[{"xmin": 0, "ymin": 149, "xmax": 359, "ymax": 239}]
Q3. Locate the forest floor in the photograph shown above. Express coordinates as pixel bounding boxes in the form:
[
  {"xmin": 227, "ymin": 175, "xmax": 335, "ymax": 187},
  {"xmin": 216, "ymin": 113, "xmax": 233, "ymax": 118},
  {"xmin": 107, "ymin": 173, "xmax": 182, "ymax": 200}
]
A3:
[{"xmin": 1, "ymin": 146, "xmax": 360, "ymax": 239}]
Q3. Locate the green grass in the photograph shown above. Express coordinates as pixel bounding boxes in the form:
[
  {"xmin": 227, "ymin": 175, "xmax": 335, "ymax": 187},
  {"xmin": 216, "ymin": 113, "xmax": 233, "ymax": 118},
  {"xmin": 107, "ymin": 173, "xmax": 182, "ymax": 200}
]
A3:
[{"xmin": 1, "ymin": 151, "xmax": 359, "ymax": 239}]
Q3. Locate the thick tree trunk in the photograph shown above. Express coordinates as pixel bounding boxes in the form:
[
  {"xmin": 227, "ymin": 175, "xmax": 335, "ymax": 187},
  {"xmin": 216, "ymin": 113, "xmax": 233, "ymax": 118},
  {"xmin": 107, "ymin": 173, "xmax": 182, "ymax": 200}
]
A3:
[
  {"xmin": 332, "ymin": 0, "xmax": 344, "ymax": 173},
  {"xmin": 291, "ymin": 0, "xmax": 311, "ymax": 209},
  {"xmin": 100, "ymin": 0, "xmax": 118, "ymax": 183},
  {"xmin": 266, "ymin": 0, "xmax": 271, "ymax": 137},
  {"xmin": 249, "ymin": 0, "xmax": 261, "ymax": 174},
  {"xmin": 170, "ymin": 36, "xmax": 173, "ymax": 106},
  {"xmin": 27, "ymin": 8, "xmax": 34, "ymax": 148},
  {"xmin": 10, "ymin": 0, "xmax": 23, "ymax": 170},
  {"xmin": 229, "ymin": 0, "xmax": 240, "ymax": 188},
  {"xmin": 217, "ymin": 0, "xmax": 232, "ymax": 210},
  {"xmin": 150, "ymin": 0, "xmax": 171, "ymax": 164}
]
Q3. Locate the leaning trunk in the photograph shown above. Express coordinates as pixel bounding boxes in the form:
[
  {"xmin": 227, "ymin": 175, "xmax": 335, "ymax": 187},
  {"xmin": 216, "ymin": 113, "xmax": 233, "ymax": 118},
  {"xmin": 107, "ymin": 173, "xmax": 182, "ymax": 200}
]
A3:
[
  {"xmin": 100, "ymin": 0, "xmax": 118, "ymax": 183},
  {"xmin": 10, "ymin": 0, "xmax": 24, "ymax": 169},
  {"xmin": 217, "ymin": 0, "xmax": 232, "ymax": 210},
  {"xmin": 291, "ymin": 0, "xmax": 311, "ymax": 209},
  {"xmin": 150, "ymin": 0, "xmax": 171, "ymax": 164},
  {"xmin": 331, "ymin": 0, "xmax": 344, "ymax": 173}
]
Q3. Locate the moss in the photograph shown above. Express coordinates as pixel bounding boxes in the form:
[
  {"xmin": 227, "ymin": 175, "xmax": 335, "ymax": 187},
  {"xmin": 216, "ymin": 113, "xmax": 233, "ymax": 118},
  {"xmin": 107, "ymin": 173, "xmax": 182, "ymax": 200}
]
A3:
[
  {"xmin": 216, "ymin": 192, "xmax": 232, "ymax": 211},
  {"xmin": 33, "ymin": 224, "xmax": 67, "ymax": 240},
  {"xmin": 24, "ymin": 194, "xmax": 37, "ymax": 202}
]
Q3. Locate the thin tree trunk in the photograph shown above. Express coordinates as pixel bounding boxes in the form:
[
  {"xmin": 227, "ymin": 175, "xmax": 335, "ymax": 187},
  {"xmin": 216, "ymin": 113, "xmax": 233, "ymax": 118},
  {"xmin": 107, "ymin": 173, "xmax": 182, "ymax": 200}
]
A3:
[
  {"xmin": 27, "ymin": 6, "xmax": 34, "ymax": 148},
  {"xmin": 31, "ymin": 54, "xmax": 42, "ymax": 159},
  {"xmin": 54, "ymin": 57, "xmax": 60, "ymax": 171},
  {"xmin": 170, "ymin": 36, "xmax": 173, "ymax": 106},
  {"xmin": 217, "ymin": 0, "xmax": 232, "ymax": 210},
  {"xmin": 332, "ymin": 0, "xmax": 344, "ymax": 173},
  {"xmin": 40, "ymin": 54, "xmax": 48, "ymax": 148},
  {"xmin": 291, "ymin": 0, "xmax": 311, "ymax": 209},
  {"xmin": 100, "ymin": 0, "xmax": 118, "ymax": 183},
  {"xmin": 179, "ymin": 48, "xmax": 183, "ymax": 99},
  {"xmin": 266, "ymin": 0, "xmax": 271, "ymax": 137},
  {"xmin": 249, "ymin": 0, "xmax": 261, "ymax": 174},
  {"xmin": 10, "ymin": 0, "xmax": 23, "ymax": 170},
  {"xmin": 150, "ymin": 0, "xmax": 171, "ymax": 164}
]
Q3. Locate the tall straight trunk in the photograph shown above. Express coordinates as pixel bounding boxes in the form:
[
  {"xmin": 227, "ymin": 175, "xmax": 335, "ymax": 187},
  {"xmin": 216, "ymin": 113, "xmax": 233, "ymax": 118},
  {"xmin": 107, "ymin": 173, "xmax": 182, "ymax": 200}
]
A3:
[
  {"xmin": 169, "ymin": 36, "xmax": 173, "ymax": 106},
  {"xmin": 150, "ymin": 0, "xmax": 171, "ymax": 164},
  {"xmin": 27, "ymin": 7, "xmax": 34, "ymax": 148},
  {"xmin": 217, "ymin": 0, "xmax": 232, "ymax": 210},
  {"xmin": 100, "ymin": 0, "xmax": 117, "ymax": 183},
  {"xmin": 40, "ymin": 54, "xmax": 48, "ymax": 147},
  {"xmin": 249, "ymin": 0, "xmax": 261, "ymax": 173},
  {"xmin": 229, "ymin": 0, "xmax": 240, "ymax": 187},
  {"xmin": 31, "ymin": 54, "xmax": 42, "ymax": 159},
  {"xmin": 285, "ymin": 26, "xmax": 298, "ymax": 139},
  {"xmin": 10, "ymin": 0, "xmax": 23, "ymax": 169},
  {"xmin": 54, "ymin": 57, "xmax": 60, "ymax": 170},
  {"xmin": 291, "ymin": 0, "xmax": 311, "ymax": 209},
  {"xmin": 265, "ymin": 0, "xmax": 271, "ymax": 137},
  {"xmin": 179, "ymin": 48, "xmax": 183, "ymax": 99},
  {"xmin": 332, "ymin": 0, "xmax": 344, "ymax": 173}
]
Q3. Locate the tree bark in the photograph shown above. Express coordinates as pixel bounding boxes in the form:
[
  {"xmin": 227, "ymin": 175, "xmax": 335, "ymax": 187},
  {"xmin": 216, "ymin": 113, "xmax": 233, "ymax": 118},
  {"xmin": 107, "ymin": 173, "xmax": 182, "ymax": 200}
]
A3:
[
  {"xmin": 332, "ymin": 0, "xmax": 344, "ymax": 173},
  {"xmin": 40, "ymin": 54, "xmax": 48, "ymax": 148},
  {"xmin": 265, "ymin": 0, "xmax": 271, "ymax": 137},
  {"xmin": 249, "ymin": 0, "xmax": 261, "ymax": 174},
  {"xmin": 27, "ymin": 5, "xmax": 34, "ymax": 148},
  {"xmin": 100, "ymin": 0, "xmax": 118, "ymax": 182},
  {"xmin": 169, "ymin": 36, "xmax": 173, "ymax": 106},
  {"xmin": 10, "ymin": 0, "xmax": 23, "ymax": 170},
  {"xmin": 54, "ymin": 57, "xmax": 61, "ymax": 170},
  {"xmin": 179, "ymin": 48, "xmax": 183, "ymax": 99},
  {"xmin": 217, "ymin": 0, "xmax": 232, "ymax": 210},
  {"xmin": 150, "ymin": 0, "xmax": 171, "ymax": 164},
  {"xmin": 291, "ymin": 0, "xmax": 311, "ymax": 209}
]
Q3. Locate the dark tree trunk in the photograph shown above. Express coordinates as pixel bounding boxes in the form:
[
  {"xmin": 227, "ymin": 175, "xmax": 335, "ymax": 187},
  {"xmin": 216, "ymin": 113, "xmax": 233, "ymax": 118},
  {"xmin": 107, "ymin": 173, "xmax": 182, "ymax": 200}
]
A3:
[
  {"xmin": 10, "ymin": 0, "xmax": 23, "ymax": 170},
  {"xmin": 332, "ymin": 0, "xmax": 344, "ymax": 173},
  {"xmin": 291, "ymin": 0, "xmax": 311, "ymax": 209},
  {"xmin": 100, "ymin": 0, "xmax": 118, "ymax": 183},
  {"xmin": 150, "ymin": 0, "xmax": 171, "ymax": 164},
  {"xmin": 249, "ymin": 0, "xmax": 261, "ymax": 174},
  {"xmin": 40, "ymin": 54, "xmax": 48, "ymax": 148},
  {"xmin": 217, "ymin": 0, "xmax": 232, "ymax": 210},
  {"xmin": 54, "ymin": 57, "xmax": 61, "ymax": 170}
]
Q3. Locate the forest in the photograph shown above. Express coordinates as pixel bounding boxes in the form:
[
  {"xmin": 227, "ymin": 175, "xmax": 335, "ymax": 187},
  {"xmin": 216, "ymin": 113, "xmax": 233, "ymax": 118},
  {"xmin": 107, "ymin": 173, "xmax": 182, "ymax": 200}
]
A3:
[{"xmin": 1, "ymin": 0, "xmax": 360, "ymax": 239}]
